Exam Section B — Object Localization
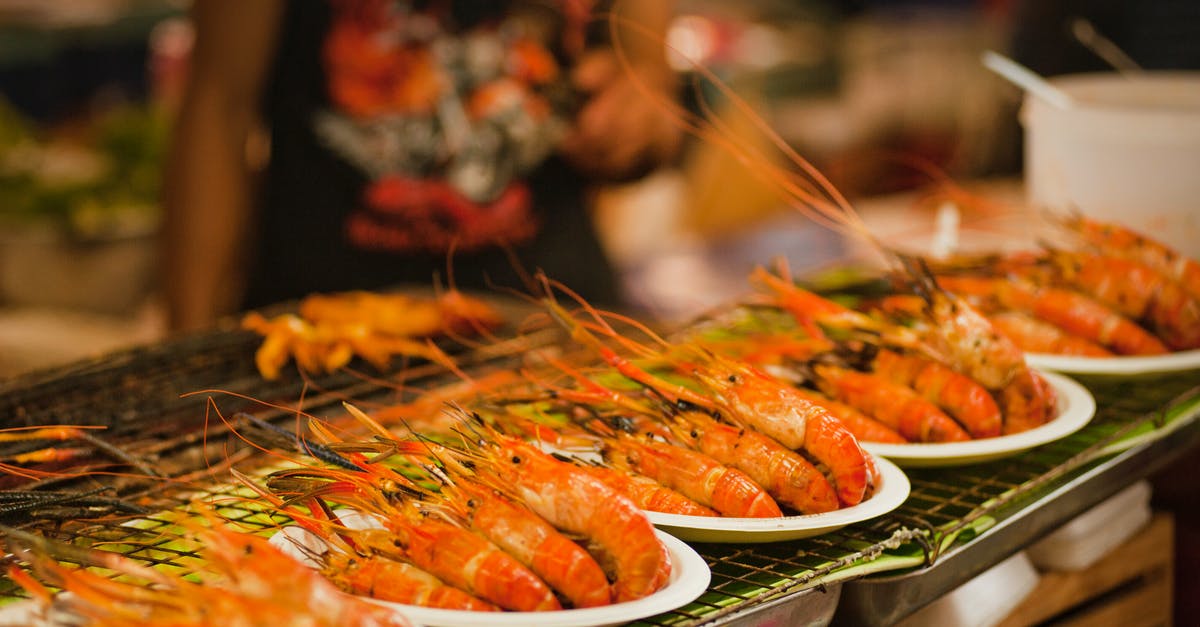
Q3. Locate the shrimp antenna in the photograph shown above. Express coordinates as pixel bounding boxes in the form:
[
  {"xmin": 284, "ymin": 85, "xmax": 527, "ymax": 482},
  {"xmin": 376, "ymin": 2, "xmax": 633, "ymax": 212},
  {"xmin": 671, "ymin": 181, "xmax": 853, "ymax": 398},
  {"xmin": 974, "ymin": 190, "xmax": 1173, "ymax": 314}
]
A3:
[
  {"xmin": 231, "ymin": 412, "xmax": 360, "ymax": 471},
  {"xmin": 537, "ymin": 272, "xmax": 662, "ymax": 357},
  {"xmin": 894, "ymin": 252, "xmax": 940, "ymax": 307}
]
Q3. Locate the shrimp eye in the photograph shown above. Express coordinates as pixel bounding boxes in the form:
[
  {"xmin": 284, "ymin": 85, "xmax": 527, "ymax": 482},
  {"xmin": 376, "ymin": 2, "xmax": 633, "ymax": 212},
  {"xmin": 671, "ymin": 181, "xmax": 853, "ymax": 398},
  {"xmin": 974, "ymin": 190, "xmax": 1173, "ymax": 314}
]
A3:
[
  {"xmin": 467, "ymin": 499, "xmax": 476, "ymax": 507},
  {"xmin": 727, "ymin": 374, "xmax": 739, "ymax": 383},
  {"xmin": 690, "ymin": 430, "xmax": 699, "ymax": 438},
  {"xmin": 511, "ymin": 455, "xmax": 522, "ymax": 464}
]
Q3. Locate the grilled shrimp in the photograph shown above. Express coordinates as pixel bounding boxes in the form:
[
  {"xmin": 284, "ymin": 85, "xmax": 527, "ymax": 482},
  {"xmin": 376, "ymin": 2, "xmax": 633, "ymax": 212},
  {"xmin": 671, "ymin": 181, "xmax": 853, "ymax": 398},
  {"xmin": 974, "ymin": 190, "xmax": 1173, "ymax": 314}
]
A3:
[
  {"xmin": 481, "ymin": 436, "xmax": 672, "ymax": 602},
  {"xmin": 602, "ymin": 431, "xmax": 784, "ymax": 517},
  {"xmin": 341, "ymin": 403, "xmax": 671, "ymax": 603},
  {"xmin": 542, "ymin": 291, "xmax": 872, "ymax": 509},
  {"xmin": 787, "ymin": 387, "xmax": 907, "ymax": 444},
  {"xmin": 988, "ymin": 311, "xmax": 1113, "ymax": 357},
  {"xmin": 540, "ymin": 361, "xmax": 840, "ymax": 513},
  {"xmin": 872, "ymin": 348, "xmax": 1001, "ymax": 439},
  {"xmin": 325, "ymin": 552, "xmax": 501, "ymax": 611},
  {"xmin": 1037, "ymin": 251, "xmax": 1200, "ymax": 350},
  {"xmin": 936, "ymin": 275, "xmax": 1168, "ymax": 356},
  {"xmin": 893, "ymin": 263, "xmax": 1059, "ymax": 433},
  {"xmin": 4, "ymin": 522, "xmax": 413, "ymax": 627},
  {"xmin": 264, "ymin": 466, "xmax": 562, "ymax": 613},
  {"xmin": 576, "ymin": 462, "xmax": 719, "ymax": 516},
  {"xmin": 813, "ymin": 364, "xmax": 970, "ymax": 443},
  {"xmin": 669, "ymin": 410, "xmax": 842, "ymax": 513},
  {"xmin": 441, "ymin": 480, "xmax": 613, "ymax": 608},
  {"xmin": 1055, "ymin": 213, "xmax": 1200, "ymax": 301}
]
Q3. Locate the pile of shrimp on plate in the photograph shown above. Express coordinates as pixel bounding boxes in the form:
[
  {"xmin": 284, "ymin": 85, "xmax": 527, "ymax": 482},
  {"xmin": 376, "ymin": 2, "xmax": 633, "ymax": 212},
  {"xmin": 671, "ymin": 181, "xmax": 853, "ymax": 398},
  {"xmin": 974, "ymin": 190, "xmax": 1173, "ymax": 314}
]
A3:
[
  {"xmin": 725, "ymin": 257, "xmax": 1059, "ymax": 444},
  {"xmin": 915, "ymin": 214, "xmax": 1200, "ymax": 358},
  {"xmin": 2, "ymin": 516, "xmax": 413, "ymax": 627}
]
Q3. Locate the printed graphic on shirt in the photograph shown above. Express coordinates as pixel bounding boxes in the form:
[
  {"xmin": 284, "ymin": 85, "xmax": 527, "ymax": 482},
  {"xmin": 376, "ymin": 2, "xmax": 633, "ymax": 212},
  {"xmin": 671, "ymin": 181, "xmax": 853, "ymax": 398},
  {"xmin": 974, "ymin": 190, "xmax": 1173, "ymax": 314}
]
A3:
[{"xmin": 317, "ymin": 0, "xmax": 584, "ymax": 254}]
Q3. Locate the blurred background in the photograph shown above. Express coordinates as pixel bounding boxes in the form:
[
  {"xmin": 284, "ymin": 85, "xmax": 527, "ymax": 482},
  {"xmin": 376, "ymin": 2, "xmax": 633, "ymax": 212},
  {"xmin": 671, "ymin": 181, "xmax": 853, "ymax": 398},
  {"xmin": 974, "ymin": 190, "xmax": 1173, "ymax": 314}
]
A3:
[{"xmin": 0, "ymin": 0, "xmax": 1191, "ymax": 376}]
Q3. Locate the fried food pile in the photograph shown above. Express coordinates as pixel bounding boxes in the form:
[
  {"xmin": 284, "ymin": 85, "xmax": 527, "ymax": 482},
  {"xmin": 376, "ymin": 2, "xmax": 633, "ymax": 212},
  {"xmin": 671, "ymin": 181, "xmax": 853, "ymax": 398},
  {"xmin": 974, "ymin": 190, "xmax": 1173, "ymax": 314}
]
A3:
[{"xmin": 242, "ymin": 291, "xmax": 502, "ymax": 379}]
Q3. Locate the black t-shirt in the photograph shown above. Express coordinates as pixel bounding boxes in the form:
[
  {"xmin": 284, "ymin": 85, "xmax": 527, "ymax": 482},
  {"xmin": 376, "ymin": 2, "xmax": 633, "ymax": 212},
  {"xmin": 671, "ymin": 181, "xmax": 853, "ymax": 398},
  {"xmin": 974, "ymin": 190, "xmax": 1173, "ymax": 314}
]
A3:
[{"xmin": 245, "ymin": 0, "xmax": 619, "ymax": 309}]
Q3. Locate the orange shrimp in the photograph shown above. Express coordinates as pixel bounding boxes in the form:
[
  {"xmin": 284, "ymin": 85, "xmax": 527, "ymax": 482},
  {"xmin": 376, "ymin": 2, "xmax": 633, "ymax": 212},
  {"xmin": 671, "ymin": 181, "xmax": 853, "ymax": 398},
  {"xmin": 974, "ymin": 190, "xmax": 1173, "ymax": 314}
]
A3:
[
  {"xmin": 537, "ymin": 358, "xmax": 838, "ymax": 512},
  {"xmin": 575, "ymin": 462, "xmax": 718, "ymax": 516},
  {"xmin": 268, "ymin": 470, "xmax": 562, "ymax": 613},
  {"xmin": 238, "ymin": 468, "xmax": 500, "ymax": 613},
  {"xmin": 787, "ymin": 387, "xmax": 907, "ymax": 444},
  {"xmin": 380, "ymin": 501, "xmax": 563, "ymax": 611},
  {"xmin": 4, "ymin": 521, "xmax": 413, "ymax": 627},
  {"xmin": 602, "ymin": 431, "xmax": 784, "ymax": 517},
  {"xmin": 542, "ymin": 291, "xmax": 872, "ymax": 509},
  {"xmin": 750, "ymin": 265, "xmax": 921, "ymax": 348},
  {"xmin": 669, "ymin": 410, "xmax": 842, "ymax": 513},
  {"xmin": 872, "ymin": 348, "xmax": 1002, "ymax": 439},
  {"xmin": 892, "ymin": 262, "xmax": 1067, "ymax": 433},
  {"xmin": 440, "ymin": 480, "xmax": 613, "ymax": 608},
  {"xmin": 327, "ymin": 553, "xmax": 500, "ymax": 611},
  {"xmin": 1039, "ymin": 251, "xmax": 1200, "ymax": 350},
  {"xmin": 1056, "ymin": 213, "xmax": 1200, "ymax": 301},
  {"xmin": 936, "ymin": 275, "xmax": 1168, "ymax": 356},
  {"xmin": 479, "ymin": 436, "xmax": 672, "ymax": 602},
  {"xmin": 686, "ymin": 361, "xmax": 872, "ymax": 507},
  {"xmin": 813, "ymin": 364, "xmax": 970, "ymax": 443},
  {"xmin": 997, "ymin": 368, "xmax": 1057, "ymax": 434},
  {"xmin": 340, "ymin": 403, "xmax": 670, "ymax": 603},
  {"xmin": 989, "ymin": 311, "xmax": 1113, "ymax": 357}
]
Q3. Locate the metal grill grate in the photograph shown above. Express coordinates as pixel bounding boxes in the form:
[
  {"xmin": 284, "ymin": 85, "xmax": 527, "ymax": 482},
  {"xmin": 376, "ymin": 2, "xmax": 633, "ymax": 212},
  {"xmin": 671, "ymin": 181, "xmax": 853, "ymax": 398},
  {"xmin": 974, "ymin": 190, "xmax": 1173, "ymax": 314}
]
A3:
[{"xmin": 1, "ymin": 322, "xmax": 1198, "ymax": 626}]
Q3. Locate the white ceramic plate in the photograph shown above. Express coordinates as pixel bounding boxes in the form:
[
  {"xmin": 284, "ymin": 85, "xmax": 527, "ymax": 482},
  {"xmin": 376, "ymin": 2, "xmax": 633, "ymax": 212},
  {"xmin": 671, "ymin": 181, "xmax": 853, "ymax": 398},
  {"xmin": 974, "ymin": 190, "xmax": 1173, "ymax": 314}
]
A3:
[
  {"xmin": 862, "ymin": 371, "xmax": 1095, "ymax": 468},
  {"xmin": 367, "ymin": 531, "xmax": 708, "ymax": 627},
  {"xmin": 1025, "ymin": 349, "xmax": 1200, "ymax": 375},
  {"xmin": 645, "ymin": 456, "xmax": 909, "ymax": 543},
  {"xmin": 271, "ymin": 528, "xmax": 709, "ymax": 627}
]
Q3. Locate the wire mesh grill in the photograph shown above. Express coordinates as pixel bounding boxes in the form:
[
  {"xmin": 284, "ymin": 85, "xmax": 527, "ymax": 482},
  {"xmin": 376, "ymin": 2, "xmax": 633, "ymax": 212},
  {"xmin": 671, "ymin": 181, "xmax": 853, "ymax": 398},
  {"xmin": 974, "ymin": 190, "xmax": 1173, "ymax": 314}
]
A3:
[{"xmin": 1, "ymin": 321, "xmax": 1198, "ymax": 626}]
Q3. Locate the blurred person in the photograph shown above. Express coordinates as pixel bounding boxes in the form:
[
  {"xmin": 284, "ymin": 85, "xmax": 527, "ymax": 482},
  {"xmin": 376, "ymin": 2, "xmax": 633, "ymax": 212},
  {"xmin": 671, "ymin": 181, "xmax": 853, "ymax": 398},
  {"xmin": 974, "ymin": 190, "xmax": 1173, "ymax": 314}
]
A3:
[{"xmin": 163, "ymin": 0, "xmax": 682, "ymax": 331}]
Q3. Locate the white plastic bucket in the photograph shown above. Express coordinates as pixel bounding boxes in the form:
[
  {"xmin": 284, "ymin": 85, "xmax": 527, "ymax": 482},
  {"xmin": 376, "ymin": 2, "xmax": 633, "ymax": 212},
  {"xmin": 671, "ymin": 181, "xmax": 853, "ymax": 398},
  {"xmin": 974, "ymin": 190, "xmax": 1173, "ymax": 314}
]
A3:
[{"xmin": 1022, "ymin": 72, "xmax": 1200, "ymax": 259}]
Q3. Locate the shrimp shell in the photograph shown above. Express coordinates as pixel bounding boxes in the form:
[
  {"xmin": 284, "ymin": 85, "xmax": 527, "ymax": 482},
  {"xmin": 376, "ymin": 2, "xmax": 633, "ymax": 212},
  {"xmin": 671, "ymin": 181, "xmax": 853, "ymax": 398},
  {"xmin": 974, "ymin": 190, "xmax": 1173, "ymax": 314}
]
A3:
[
  {"xmin": 988, "ymin": 311, "xmax": 1113, "ymax": 357},
  {"xmin": 450, "ymin": 483, "xmax": 613, "ymax": 608},
  {"xmin": 788, "ymin": 387, "xmax": 907, "ymax": 444},
  {"xmin": 1044, "ymin": 251, "xmax": 1200, "ymax": 350},
  {"xmin": 694, "ymin": 360, "xmax": 872, "ymax": 507},
  {"xmin": 814, "ymin": 364, "xmax": 970, "ymax": 443},
  {"xmin": 577, "ymin": 463, "xmax": 719, "ymax": 517},
  {"xmin": 329, "ymin": 554, "xmax": 500, "ymax": 611},
  {"xmin": 603, "ymin": 434, "xmax": 784, "ymax": 517},
  {"xmin": 672, "ymin": 411, "xmax": 841, "ymax": 513},
  {"xmin": 382, "ymin": 508, "xmax": 562, "ymax": 611},
  {"xmin": 1058, "ymin": 213, "xmax": 1200, "ymax": 301},
  {"xmin": 937, "ymin": 275, "xmax": 1169, "ymax": 356},
  {"xmin": 486, "ymin": 437, "xmax": 672, "ymax": 603},
  {"xmin": 872, "ymin": 349, "xmax": 1002, "ymax": 439}
]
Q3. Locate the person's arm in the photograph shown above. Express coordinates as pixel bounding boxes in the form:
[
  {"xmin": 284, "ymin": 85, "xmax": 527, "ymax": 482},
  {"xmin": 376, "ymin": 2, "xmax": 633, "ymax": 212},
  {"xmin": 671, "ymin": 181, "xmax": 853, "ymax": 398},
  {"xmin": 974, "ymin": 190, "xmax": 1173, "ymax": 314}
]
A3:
[
  {"xmin": 558, "ymin": 1, "xmax": 682, "ymax": 181},
  {"xmin": 162, "ymin": 0, "xmax": 284, "ymax": 332}
]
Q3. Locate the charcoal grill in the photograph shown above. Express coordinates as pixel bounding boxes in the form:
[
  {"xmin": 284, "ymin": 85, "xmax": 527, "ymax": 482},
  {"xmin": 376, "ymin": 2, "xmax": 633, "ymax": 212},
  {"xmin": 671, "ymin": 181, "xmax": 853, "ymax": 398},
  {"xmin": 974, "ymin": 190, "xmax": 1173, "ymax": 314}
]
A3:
[{"xmin": 0, "ymin": 313, "xmax": 1198, "ymax": 627}]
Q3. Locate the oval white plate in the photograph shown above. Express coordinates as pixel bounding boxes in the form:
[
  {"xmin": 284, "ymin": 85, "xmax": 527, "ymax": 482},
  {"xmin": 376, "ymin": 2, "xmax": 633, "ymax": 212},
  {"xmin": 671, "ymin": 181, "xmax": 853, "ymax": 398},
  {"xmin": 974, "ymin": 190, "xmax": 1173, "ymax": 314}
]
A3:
[
  {"xmin": 1026, "ymin": 349, "xmax": 1200, "ymax": 375},
  {"xmin": 862, "ymin": 371, "xmax": 1096, "ymax": 468},
  {"xmin": 271, "ymin": 528, "xmax": 709, "ymax": 627},
  {"xmin": 645, "ymin": 456, "xmax": 909, "ymax": 543}
]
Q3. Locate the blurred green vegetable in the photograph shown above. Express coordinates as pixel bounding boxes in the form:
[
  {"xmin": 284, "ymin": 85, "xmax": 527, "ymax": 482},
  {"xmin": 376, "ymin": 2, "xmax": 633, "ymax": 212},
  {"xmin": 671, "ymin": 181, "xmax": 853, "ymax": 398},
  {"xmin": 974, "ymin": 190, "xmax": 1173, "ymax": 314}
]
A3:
[{"xmin": 0, "ymin": 97, "xmax": 168, "ymax": 239}]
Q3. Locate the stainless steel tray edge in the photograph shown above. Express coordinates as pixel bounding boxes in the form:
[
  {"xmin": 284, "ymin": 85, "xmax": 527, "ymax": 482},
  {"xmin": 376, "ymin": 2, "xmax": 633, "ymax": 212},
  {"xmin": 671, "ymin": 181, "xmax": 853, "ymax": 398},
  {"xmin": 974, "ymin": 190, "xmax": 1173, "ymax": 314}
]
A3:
[{"xmin": 833, "ymin": 407, "xmax": 1200, "ymax": 626}]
